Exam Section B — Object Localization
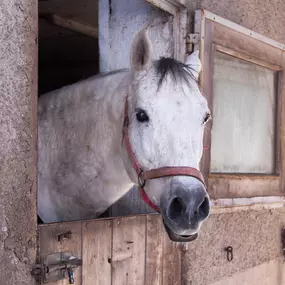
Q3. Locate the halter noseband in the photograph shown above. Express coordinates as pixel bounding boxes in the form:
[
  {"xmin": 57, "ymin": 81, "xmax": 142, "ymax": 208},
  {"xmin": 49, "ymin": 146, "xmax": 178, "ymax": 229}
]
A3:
[{"xmin": 122, "ymin": 98, "xmax": 206, "ymax": 212}]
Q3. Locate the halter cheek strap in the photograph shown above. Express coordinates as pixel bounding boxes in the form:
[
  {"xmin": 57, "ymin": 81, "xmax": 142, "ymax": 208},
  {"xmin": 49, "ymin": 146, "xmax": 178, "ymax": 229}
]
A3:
[{"xmin": 122, "ymin": 98, "xmax": 206, "ymax": 212}]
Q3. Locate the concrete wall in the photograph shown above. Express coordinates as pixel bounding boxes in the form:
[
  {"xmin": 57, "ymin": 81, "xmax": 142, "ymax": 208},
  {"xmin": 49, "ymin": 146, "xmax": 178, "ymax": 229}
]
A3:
[
  {"xmin": 99, "ymin": 0, "xmax": 174, "ymax": 72},
  {"xmin": 186, "ymin": 0, "xmax": 285, "ymax": 44},
  {"xmin": 183, "ymin": 206, "xmax": 285, "ymax": 285},
  {"xmin": 0, "ymin": 0, "xmax": 38, "ymax": 284}
]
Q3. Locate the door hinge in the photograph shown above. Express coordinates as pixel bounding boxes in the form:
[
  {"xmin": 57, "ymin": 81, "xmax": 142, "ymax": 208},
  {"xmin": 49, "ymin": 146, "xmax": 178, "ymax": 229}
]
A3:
[
  {"xmin": 31, "ymin": 252, "xmax": 82, "ymax": 284},
  {"xmin": 186, "ymin": 33, "xmax": 200, "ymax": 53}
]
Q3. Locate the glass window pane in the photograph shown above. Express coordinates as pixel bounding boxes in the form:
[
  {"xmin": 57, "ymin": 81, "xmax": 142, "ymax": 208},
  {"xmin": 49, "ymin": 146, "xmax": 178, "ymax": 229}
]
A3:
[{"xmin": 210, "ymin": 51, "xmax": 276, "ymax": 174}]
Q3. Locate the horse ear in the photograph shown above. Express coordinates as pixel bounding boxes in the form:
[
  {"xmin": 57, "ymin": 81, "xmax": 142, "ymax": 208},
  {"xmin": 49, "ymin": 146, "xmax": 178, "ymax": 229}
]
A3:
[
  {"xmin": 185, "ymin": 51, "xmax": 201, "ymax": 80},
  {"xmin": 130, "ymin": 29, "xmax": 153, "ymax": 71}
]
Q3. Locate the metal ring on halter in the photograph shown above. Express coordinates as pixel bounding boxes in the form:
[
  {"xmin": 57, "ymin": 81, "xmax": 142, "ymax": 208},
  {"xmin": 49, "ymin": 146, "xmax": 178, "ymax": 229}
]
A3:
[{"xmin": 138, "ymin": 169, "xmax": 146, "ymax": 188}]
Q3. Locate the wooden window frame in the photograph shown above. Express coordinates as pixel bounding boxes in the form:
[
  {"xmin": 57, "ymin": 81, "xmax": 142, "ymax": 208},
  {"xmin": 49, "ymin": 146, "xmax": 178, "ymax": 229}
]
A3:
[{"xmin": 194, "ymin": 9, "xmax": 285, "ymax": 199}]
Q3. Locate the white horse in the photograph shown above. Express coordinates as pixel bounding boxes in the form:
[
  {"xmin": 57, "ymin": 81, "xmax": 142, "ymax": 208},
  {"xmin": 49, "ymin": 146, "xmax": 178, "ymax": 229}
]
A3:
[{"xmin": 38, "ymin": 29, "xmax": 211, "ymax": 242}]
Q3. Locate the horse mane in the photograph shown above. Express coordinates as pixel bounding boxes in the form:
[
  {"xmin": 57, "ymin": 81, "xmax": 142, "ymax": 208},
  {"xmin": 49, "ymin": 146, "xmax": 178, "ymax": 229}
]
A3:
[{"xmin": 154, "ymin": 57, "xmax": 197, "ymax": 88}]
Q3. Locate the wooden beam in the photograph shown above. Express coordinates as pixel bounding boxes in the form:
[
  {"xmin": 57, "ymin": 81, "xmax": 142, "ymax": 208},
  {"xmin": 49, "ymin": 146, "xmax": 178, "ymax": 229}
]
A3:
[
  {"xmin": 40, "ymin": 14, "xmax": 98, "ymax": 38},
  {"xmin": 215, "ymin": 44, "xmax": 283, "ymax": 71}
]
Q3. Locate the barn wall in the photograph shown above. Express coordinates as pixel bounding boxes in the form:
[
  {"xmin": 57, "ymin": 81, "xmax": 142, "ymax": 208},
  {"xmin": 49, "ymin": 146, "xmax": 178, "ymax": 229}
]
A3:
[
  {"xmin": 99, "ymin": 0, "xmax": 174, "ymax": 72},
  {"xmin": 182, "ymin": 206, "xmax": 285, "ymax": 284},
  {"xmin": 186, "ymin": 0, "xmax": 285, "ymax": 44},
  {"xmin": 0, "ymin": 0, "xmax": 38, "ymax": 284}
]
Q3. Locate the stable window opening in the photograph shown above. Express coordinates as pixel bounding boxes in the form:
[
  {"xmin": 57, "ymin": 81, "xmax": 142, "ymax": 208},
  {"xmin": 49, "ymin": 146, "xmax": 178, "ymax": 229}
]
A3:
[
  {"xmin": 194, "ymin": 9, "xmax": 285, "ymax": 199},
  {"xmin": 37, "ymin": 0, "xmax": 187, "ymax": 224}
]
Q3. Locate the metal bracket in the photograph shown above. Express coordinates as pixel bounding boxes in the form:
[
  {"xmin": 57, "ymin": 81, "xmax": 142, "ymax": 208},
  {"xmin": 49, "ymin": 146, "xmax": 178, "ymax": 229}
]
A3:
[
  {"xmin": 224, "ymin": 246, "xmax": 233, "ymax": 262},
  {"xmin": 57, "ymin": 231, "xmax": 73, "ymax": 242},
  {"xmin": 31, "ymin": 252, "xmax": 82, "ymax": 284},
  {"xmin": 186, "ymin": 33, "xmax": 200, "ymax": 53}
]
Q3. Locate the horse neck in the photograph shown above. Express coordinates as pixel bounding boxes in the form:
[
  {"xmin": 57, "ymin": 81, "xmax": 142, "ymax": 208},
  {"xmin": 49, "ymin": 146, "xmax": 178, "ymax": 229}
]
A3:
[{"xmin": 93, "ymin": 70, "xmax": 134, "ymax": 186}]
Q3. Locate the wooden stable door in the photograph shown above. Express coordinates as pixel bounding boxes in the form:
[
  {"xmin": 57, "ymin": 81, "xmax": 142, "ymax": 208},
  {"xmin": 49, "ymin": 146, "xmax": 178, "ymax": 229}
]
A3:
[{"xmin": 38, "ymin": 214, "xmax": 183, "ymax": 285}]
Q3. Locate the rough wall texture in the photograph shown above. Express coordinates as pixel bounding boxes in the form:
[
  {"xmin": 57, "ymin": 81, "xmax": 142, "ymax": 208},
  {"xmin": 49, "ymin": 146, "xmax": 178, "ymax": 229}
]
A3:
[
  {"xmin": 210, "ymin": 258, "xmax": 285, "ymax": 285},
  {"xmin": 0, "ymin": 0, "xmax": 38, "ymax": 284},
  {"xmin": 99, "ymin": 0, "xmax": 174, "ymax": 72},
  {"xmin": 183, "ymin": 207, "xmax": 285, "ymax": 284},
  {"xmin": 186, "ymin": 0, "xmax": 285, "ymax": 44}
]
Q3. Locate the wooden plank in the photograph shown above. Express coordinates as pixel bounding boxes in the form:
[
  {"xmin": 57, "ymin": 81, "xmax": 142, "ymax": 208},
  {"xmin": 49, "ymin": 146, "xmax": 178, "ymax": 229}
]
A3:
[
  {"xmin": 213, "ymin": 21, "xmax": 283, "ymax": 68},
  {"xmin": 39, "ymin": 0, "xmax": 98, "ymax": 28},
  {"xmin": 215, "ymin": 44, "xmax": 283, "ymax": 71},
  {"xmin": 199, "ymin": 19, "xmax": 214, "ymax": 186},
  {"xmin": 145, "ymin": 214, "xmax": 164, "ymax": 285},
  {"xmin": 146, "ymin": 0, "xmax": 187, "ymax": 62},
  {"xmin": 209, "ymin": 174, "xmax": 281, "ymax": 199},
  {"xmin": 279, "ymin": 55, "xmax": 285, "ymax": 195},
  {"xmin": 40, "ymin": 14, "xmax": 98, "ymax": 38},
  {"xmin": 82, "ymin": 219, "xmax": 112, "ymax": 285},
  {"xmin": 112, "ymin": 216, "xmax": 146, "ymax": 285},
  {"xmin": 146, "ymin": 0, "xmax": 178, "ymax": 15},
  {"xmin": 39, "ymin": 222, "xmax": 82, "ymax": 285},
  {"xmin": 162, "ymin": 227, "xmax": 182, "ymax": 285},
  {"xmin": 173, "ymin": 7, "xmax": 187, "ymax": 62}
]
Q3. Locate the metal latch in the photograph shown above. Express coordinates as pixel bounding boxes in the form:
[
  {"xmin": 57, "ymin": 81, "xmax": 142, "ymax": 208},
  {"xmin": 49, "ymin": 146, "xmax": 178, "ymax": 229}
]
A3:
[
  {"xmin": 31, "ymin": 252, "xmax": 82, "ymax": 284},
  {"xmin": 186, "ymin": 33, "xmax": 200, "ymax": 53}
]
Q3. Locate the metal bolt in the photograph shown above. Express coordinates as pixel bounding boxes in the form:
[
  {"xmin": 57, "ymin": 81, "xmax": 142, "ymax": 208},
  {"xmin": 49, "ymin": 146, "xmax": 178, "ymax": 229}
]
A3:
[
  {"xmin": 67, "ymin": 267, "xmax": 75, "ymax": 284},
  {"xmin": 57, "ymin": 231, "xmax": 72, "ymax": 242}
]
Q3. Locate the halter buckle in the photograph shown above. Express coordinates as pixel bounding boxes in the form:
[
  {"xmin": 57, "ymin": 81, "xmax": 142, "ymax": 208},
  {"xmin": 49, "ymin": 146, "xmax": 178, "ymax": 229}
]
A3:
[
  {"xmin": 138, "ymin": 169, "xmax": 146, "ymax": 188},
  {"xmin": 123, "ymin": 108, "xmax": 129, "ymax": 126}
]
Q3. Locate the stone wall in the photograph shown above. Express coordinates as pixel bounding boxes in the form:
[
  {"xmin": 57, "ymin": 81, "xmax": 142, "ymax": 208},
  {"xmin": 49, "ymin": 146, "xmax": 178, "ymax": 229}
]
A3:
[{"xmin": 0, "ymin": 0, "xmax": 38, "ymax": 284}]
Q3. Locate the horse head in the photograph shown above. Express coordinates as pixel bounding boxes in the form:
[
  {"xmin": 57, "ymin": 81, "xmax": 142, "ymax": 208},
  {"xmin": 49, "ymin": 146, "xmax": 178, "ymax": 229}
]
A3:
[{"xmin": 122, "ymin": 29, "xmax": 211, "ymax": 242}]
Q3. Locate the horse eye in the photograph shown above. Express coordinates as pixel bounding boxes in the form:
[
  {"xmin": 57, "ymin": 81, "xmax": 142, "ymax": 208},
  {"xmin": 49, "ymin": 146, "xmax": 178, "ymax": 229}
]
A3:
[
  {"xmin": 136, "ymin": 109, "xmax": 149, "ymax": 123},
  {"xmin": 204, "ymin": 113, "xmax": 211, "ymax": 124}
]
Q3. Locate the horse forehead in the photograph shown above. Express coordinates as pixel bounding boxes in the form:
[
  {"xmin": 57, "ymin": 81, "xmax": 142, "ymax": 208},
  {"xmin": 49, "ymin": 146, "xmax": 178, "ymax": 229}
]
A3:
[
  {"xmin": 135, "ymin": 71, "xmax": 206, "ymax": 109},
  {"xmin": 157, "ymin": 83, "xmax": 206, "ymax": 108}
]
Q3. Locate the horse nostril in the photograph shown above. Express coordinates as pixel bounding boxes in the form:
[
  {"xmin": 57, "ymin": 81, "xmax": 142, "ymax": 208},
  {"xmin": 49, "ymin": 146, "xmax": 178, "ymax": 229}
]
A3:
[
  {"xmin": 198, "ymin": 196, "xmax": 210, "ymax": 220},
  {"xmin": 168, "ymin": 197, "xmax": 184, "ymax": 220}
]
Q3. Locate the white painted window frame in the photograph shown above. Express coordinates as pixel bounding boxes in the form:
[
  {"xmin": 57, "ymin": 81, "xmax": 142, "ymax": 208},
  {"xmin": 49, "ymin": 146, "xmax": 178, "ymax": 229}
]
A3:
[
  {"xmin": 194, "ymin": 9, "xmax": 285, "ymax": 211},
  {"xmin": 146, "ymin": 0, "xmax": 187, "ymax": 61}
]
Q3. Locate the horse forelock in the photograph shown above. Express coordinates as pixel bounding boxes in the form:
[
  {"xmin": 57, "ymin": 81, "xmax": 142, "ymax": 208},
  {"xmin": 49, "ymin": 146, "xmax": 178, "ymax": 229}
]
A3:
[{"xmin": 154, "ymin": 57, "xmax": 197, "ymax": 89}]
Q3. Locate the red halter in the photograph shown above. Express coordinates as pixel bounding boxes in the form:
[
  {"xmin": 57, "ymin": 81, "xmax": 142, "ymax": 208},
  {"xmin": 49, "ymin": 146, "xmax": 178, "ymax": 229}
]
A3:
[{"xmin": 122, "ymin": 98, "xmax": 206, "ymax": 212}]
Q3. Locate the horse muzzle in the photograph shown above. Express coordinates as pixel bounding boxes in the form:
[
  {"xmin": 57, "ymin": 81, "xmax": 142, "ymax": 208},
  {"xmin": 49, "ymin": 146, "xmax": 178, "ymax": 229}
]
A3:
[{"xmin": 163, "ymin": 220, "xmax": 199, "ymax": 242}]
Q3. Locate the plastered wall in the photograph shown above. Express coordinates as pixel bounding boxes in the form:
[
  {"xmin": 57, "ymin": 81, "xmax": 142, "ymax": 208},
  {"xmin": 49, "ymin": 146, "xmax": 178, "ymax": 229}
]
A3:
[
  {"xmin": 99, "ymin": 0, "xmax": 174, "ymax": 72},
  {"xmin": 182, "ymin": 207, "xmax": 285, "ymax": 284},
  {"xmin": 186, "ymin": 0, "xmax": 285, "ymax": 44},
  {"xmin": 0, "ymin": 0, "xmax": 38, "ymax": 284}
]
